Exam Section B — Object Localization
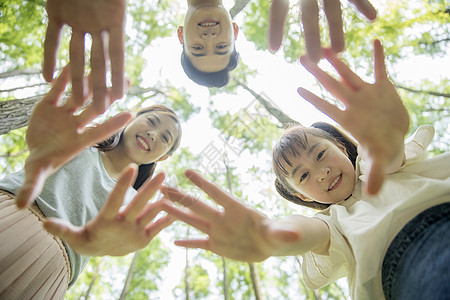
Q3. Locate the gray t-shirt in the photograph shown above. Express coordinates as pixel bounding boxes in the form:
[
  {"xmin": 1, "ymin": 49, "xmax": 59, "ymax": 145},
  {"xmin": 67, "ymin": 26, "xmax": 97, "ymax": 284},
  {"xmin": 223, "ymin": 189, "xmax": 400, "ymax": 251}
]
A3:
[{"xmin": 0, "ymin": 147, "xmax": 137, "ymax": 287}]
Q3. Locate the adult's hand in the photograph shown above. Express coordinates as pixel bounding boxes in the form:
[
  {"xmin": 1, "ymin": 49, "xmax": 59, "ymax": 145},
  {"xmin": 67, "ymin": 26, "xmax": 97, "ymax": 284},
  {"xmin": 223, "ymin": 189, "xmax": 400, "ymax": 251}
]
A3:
[
  {"xmin": 44, "ymin": 170, "xmax": 175, "ymax": 256},
  {"xmin": 160, "ymin": 170, "xmax": 301, "ymax": 262},
  {"xmin": 268, "ymin": 0, "xmax": 377, "ymax": 62},
  {"xmin": 43, "ymin": 0, "xmax": 126, "ymax": 113},
  {"xmin": 297, "ymin": 40, "xmax": 410, "ymax": 194},
  {"xmin": 16, "ymin": 66, "xmax": 132, "ymax": 208}
]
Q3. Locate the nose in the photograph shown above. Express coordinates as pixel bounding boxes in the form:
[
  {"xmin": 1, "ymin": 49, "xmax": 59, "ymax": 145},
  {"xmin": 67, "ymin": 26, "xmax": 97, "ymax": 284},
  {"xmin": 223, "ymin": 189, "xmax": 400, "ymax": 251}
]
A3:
[
  {"xmin": 146, "ymin": 130, "xmax": 155, "ymax": 141},
  {"xmin": 201, "ymin": 32, "xmax": 217, "ymax": 39},
  {"xmin": 318, "ymin": 167, "xmax": 330, "ymax": 182}
]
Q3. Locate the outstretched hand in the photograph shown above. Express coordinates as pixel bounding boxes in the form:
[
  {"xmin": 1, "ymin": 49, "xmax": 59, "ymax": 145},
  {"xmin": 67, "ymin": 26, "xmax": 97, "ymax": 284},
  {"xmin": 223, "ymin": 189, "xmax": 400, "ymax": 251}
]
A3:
[
  {"xmin": 43, "ymin": 0, "xmax": 126, "ymax": 112},
  {"xmin": 269, "ymin": 0, "xmax": 377, "ymax": 62},
  {"xmin": 44, "ymin": 169, "xmax": 175, "ymax": 256},
  {"xmin": 297, "ymin": 39, "xmax": 410, "ymax": 194},
  {"xmin": 160, "ymin": 170, "xmax": 301, "ymax": 262},
  {"xmin": 16, "ymin": 66, "xmax": 132, "ymax": 208}
]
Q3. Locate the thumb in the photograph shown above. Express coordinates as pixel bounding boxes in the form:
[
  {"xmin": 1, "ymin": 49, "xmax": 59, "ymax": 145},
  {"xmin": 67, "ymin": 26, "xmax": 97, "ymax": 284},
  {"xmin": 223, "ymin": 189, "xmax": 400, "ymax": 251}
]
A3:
[
  {"xmin": 43, "ymin": 218, "xmax": 83, "ymax": 245},
  {"xmin": 16, "ymin": 171, "xmax": 47, "ymax": 209}
]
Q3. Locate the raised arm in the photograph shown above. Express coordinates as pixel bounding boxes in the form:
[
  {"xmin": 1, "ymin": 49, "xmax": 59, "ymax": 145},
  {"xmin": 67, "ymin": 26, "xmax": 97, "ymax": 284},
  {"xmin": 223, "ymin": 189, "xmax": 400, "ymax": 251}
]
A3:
[
  {"xmin": 297, "ymin": 39, "xmax": 410, "ymax": 194},
  {"xmin": 44, "ymin": 168, "xmax": 175, "ymax": 256},
  {"xmin": 268, "ymin": 0, "xmax": 377, "ymax": 62},
  {"xmin": 160, "ymin": 170, "xmax": 330, "ymax": 262},
  {"xmin": 16, "ymin": 66, "xmax": 132, "ymax": 208},
  {"xmin": 43, "ymin": 0, "xmax": 126, "ymax": 112}
]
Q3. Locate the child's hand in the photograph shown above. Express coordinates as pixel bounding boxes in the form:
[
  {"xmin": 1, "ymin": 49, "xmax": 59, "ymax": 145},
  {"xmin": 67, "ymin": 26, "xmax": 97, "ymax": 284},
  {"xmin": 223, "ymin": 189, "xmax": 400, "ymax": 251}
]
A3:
[
  {"xmin": 16, "ymin": 66, "xmax": 132, "ymax": 208},
  {"xmin": 43, "ymin": 169, "xmax": 174, "ymax": 256},
  {"xmin": 43, "ymin": 0, "xmax": 126, "ymax": 111},
  {"xmin": 298, "ymin": 40, "xmax": 410, "ymax": 194},
  {"xmin": 160, "ymin": 170, "xmax": 301, "ymax": 262}
]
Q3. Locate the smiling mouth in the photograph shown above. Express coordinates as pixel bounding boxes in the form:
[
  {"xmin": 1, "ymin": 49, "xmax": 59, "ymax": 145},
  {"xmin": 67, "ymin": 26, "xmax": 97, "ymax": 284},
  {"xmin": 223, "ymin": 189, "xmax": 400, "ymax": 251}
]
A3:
[
  {"xmin": 136, "ymin": 135, "xmax": 150, "ymax": 151},
  {"xmin": 328, "ymin": 174, "xmax": 342, "ymax": 191},
  {"xmin": 198, "ymin": 21, "xmax": 219, "ymax": 27}
]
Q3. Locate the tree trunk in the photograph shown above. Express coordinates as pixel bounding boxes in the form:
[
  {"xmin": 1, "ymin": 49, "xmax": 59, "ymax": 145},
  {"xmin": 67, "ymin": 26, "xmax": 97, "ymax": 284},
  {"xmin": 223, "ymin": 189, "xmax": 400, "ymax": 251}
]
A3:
[
  {"xmin": 0, "ymin": 95, "xmax": 42, "ymax": 135},
  {"xmin": 82, "ymin": 258, "xmax": 104, "ymax": 300},
  {"xmin": 229, "ymin": 0, "xmax": 250, "ymax": 19},
  {"xmin": 185, "ymin": 227, "xmax": 191, "ymax": 300},
  {"xmin": 248, "ymin": 262, "xmax": 263, "ymax": 300},
  {"xmin": 222, "ymin": 256, "xmax": 228, "ymax": 300},
  {"xmin": 119, "ymin": 250, "xmax": 142, "ymax": 300},
  {"xmin": 233, "ymin": 79, "xmax": 299, "ymax": 126}
]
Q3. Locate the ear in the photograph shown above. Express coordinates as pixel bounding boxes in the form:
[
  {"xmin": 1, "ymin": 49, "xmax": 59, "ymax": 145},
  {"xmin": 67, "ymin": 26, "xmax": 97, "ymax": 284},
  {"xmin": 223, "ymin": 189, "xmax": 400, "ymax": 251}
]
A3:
[
  {"xmin": 337, "ymin": 143, "xmax": 349, "ymax": 157},
  {"xmin": 232, "ymin": 22, "xmax": 239, "ymax": 40},
  {"xmin": 156, "ymin": 155, "xmax": 169, "ymax": 162},
  {"xmin": 177, "ymin": 26, "xmax": 183, "ymax": 44}
]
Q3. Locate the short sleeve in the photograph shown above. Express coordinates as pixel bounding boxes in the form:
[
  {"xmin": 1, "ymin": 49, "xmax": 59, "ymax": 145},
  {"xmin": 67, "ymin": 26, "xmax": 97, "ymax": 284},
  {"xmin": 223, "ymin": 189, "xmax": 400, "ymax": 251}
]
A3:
[{"xmin": 301, "ymin": 217, "xmax": 351, "ymax": 289}]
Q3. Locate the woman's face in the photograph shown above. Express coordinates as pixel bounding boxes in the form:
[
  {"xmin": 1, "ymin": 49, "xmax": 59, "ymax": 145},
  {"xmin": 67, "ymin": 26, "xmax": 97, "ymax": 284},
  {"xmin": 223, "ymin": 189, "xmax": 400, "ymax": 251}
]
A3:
[
  {"xmin": 121, "ymin": 111, "xmax": 180, "ymax": 165},
  {"xmin": 178, "ymin": 4, "xmax": 239, "ymax": 72},
  {"xmin": 283, "ymin": 135, "xmax": 356, "ymax": 204}
]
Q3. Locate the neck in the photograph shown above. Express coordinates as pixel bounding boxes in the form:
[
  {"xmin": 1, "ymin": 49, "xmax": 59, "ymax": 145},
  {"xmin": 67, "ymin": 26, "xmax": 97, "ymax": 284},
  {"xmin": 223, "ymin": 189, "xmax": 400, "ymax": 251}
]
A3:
[
  {"xmin": 187, "ymin": 0, "xmax": 223, "ymax": 7},
  {"xmin": 100, "ymin": 146, "xmax": 134, "ymax": 180}
]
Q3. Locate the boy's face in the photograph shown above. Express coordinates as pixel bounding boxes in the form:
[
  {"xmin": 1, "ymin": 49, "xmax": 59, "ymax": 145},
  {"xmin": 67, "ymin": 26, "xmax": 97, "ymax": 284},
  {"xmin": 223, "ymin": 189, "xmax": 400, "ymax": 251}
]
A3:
[
  {"xmin": 178, "ymin": 4, "xmax": 238, "ymax": 72},
  {"xmin": 284, "ymin": 135, "xmax": 356, "ymax": 204}
]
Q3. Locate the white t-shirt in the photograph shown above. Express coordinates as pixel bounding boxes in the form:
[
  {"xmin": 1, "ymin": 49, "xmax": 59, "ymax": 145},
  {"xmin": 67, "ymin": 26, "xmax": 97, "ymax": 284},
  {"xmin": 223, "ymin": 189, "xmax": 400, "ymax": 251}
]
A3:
[{"xmin": 301, "ymin": 125, "xmax": 450, "ymax": 299}]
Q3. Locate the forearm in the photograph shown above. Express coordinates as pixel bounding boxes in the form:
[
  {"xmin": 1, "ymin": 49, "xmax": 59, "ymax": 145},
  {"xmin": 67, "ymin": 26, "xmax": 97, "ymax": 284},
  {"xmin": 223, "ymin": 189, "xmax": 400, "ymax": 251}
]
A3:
[{"xmin": 269, "ymin": 215, "xmax": 330, "ymax": 257}]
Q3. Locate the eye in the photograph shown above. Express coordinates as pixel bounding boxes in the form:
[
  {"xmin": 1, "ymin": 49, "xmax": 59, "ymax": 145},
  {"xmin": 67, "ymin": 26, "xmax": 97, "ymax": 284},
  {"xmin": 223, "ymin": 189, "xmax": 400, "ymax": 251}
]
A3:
[
  {"xmin": 216, "ymin": 44, "xmax": 228, "ymax": 49},
  {"xmin": 317, "ymin": 150, "xmax": 325, "ymax": 161},
  {"xmin": 192, "ymin": 45, "xmax": 203, "ymax": 50},
  {"xmin": 300, "ymin": 172, "xmax": 309, "ymax": 183},
  {"xmin": 162, "ymin": 135, "xmax": 169, "ymax": 143},
  {"xmin": 147, "ymin": 118, "xmax": 155, "ymax": 126}
]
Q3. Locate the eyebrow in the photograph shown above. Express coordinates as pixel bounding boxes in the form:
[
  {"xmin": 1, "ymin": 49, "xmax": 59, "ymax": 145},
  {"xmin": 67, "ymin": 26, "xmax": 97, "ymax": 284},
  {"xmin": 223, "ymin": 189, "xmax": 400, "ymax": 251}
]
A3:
[
  {"xmin": 189, "ymin": 50, "xmax": 230, "ymax": 57},
  {"xmin": 290, "ymin": 142, "xmax": 321, "ymax": 178},
  {"xmin": 151, "ymin": 114, "xmax": 161, "ymax": 124}
]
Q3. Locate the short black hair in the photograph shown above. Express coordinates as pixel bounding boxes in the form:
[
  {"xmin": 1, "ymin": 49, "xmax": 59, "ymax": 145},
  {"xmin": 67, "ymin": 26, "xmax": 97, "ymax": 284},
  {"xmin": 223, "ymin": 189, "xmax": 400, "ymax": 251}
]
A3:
[{"xmin": 180, "ymin": 48, "xmax": 240, "ymax": 88}]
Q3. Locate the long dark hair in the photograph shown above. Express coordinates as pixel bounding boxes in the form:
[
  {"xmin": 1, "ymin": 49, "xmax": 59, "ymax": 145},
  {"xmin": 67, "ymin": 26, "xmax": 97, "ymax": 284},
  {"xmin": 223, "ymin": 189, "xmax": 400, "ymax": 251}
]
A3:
[
  {"xmin": 95, "ymin": 105, "xmax": 182, "ymax": 190},
  {"xmin": 272, "ymin": 122, "xmax": 358, "ymax": 210}
]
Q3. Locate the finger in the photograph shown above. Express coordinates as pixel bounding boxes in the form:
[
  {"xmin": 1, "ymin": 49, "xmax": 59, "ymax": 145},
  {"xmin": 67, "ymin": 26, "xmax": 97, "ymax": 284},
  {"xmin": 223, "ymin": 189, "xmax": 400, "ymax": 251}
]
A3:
[
  {"xmin": 15, "ymin": 168, "xmax": 48, "ymax": 209},
  {"xmin": 145, "ymin": 215, "xmax": 176, "ymax": 239},
  {"xmin": 185, "ymin": 170, "xmax": 240, "ymax": 210},
  {"xmin": 268, "ymin": 0, "xmax": 289, "ymax": 53},
  {"xmin": 161, "ymin": 202, "xmax": 211, "ymax": 234},
  {"xmin": 301, "ymin": 0, "xmax": 322, "ymax": 63},
  {"xmin": 322, "ymin": 48, "xmax": 365, "ymax": 90},
  {"xmin": 80, "ymin": 112, "xmax": 132, "ymax": 145},
  {"xmin": 69, "ymin": 31, "xmax": 86, "ymax": 107},
  {"xmin": 109, "ymin": 27, "xmax": 125, "ymax": 99},
  {"xmin": 349, "ymin": 0, "xmax": 377, "ymax": 20},
  {"xmin": 160, "ymin": 186, "xmax": 221, "ymax": 222},
  {"xmin": 43, "ymin": 65, "xmax": 71, "ymax": 105},
  {"xmin": 323, "ymin": 0, "xmax": 345, "ymax": 53},
  {"xmin": 43, "ymin": 20, "xmax": 63, "ymax": 82},
  {"xmin": 297, "ymin": 87, "xmax": 344, "ymax": 124},
  {"xmin": 100, "ymin": 165, "xmax": 137, "ymax": 219},
  {"xmin": 174, "ymin": 239, "xmax": 211, "ymax": 250},
  {"xmin": 300, "ymin": 55, "xmax": 351, "ymax": 101},
  {"xmin": 121, "ymin": 172, "xmax": 166, "ymax": 219},
  {"xmin": 43, "ymin": 218, "xmax": 84, "ymax": 246},
  {"xmin": 373, "ymin": 39, "xmax": 388, "ymax": 81},
  {"xmin": 90, "ymin": 33, "xmax": 108, "ymax": 114}
]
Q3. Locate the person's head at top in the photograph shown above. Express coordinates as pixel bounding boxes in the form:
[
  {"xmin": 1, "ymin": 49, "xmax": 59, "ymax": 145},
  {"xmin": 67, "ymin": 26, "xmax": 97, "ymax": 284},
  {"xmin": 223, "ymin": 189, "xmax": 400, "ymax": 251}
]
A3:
[
  {"xmin": 178, "ymin": 0, "xmax": 240, "ymax": 88},
  {"xmin": 272, "ymin": 122, "xmax": 358, "ymax": 210},
  {"xmin": 96, "ymin": 105, "xmax": 182, "ymax": 189}
]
